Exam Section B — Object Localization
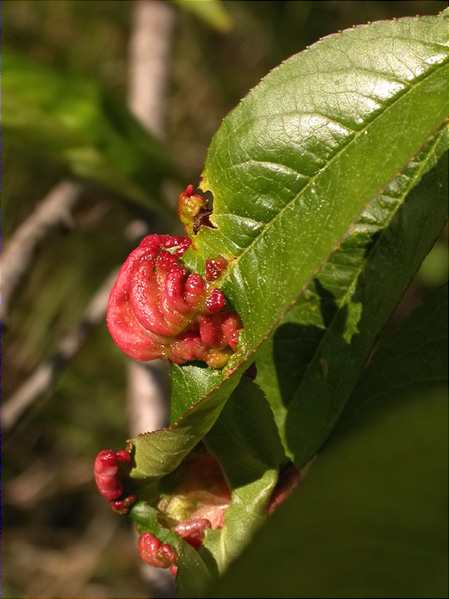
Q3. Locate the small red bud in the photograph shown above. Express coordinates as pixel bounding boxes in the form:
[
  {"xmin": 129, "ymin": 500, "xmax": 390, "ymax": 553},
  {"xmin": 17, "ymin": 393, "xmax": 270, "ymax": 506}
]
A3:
[
  {"xmin": 206, "ymin": 288, "xmax": 226, "ymax": 313},
  {"xmin": 94, "ymin": 449, "xmax": 124, "ymax": 502},
  {"xmin": 138, "ymin": 533, "xmax": 178, "ymax": 570},
  {"xmin": 205, "ymin": 256, "xmax": 228, "ymax": 281},
  {"xmin": 111, "ymin": 494, "xmax": 137, "ymax": 514},
  {"xmin": 174, "ymin": 518, "xmax": 211, "ymax": 549},
  {"xmin": 94, "ymin": 448, "xmax": 136, "ymax": 514},
  {"xmin": 115, "ymin": 449, "xmax": 132, "ymax": 464},
  {"xmin": 184, "ymin": 184, "xmax": 195, "ymax": 197}
]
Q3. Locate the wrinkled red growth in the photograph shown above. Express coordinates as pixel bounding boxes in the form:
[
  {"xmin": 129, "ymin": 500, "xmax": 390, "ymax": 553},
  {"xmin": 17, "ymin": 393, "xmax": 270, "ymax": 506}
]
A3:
[
  {"xmin": 174, "ymin": 518, "xmax": 211, "ymax": 549},
  {"xmin": 94, "ymin": 448, "xmax": 136, "ymax": 514},
  {"xmin": 206, "ymin": 288, "xmax": 226, "ymax": 313},
  {"xmin": 205, "ymin": 256, "xmax": 228, "ymax": 281},
  {"xmin": 138, "ymin": 533, "xmax": 177, "ymax": 571},
  {"xmin": 159, "ymin": 451, "xmax": 231, "ymax": 536},
  {"xmin": 107, "ymin": 234, "xmax": 242, "ymax": 368},
  {"xmin": 267, "ymin": 463, "xmax": 300, "ymax": 515}
]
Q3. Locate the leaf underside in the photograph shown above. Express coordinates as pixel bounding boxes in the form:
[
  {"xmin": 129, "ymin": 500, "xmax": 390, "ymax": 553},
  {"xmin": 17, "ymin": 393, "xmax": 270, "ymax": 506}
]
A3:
[{"xmin": 209, "ymin": 287, "xmax": 448, "ymax": 598}]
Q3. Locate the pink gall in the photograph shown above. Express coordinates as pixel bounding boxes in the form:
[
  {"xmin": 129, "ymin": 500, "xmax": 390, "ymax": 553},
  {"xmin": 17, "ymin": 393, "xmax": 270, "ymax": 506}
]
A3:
[
  {"xmin": 94, "ymin": 448, "xmax": 136, "ymax": 514},
  {"xmin": 106, "ymin": 234, "xmax": 242, "ymax": 368},
  {"xmin": 174, "ymin": 518, "xmax": 212, "ymax": 549},
  {"xmin": 184, "ymin": 183, "xmax": 195, "ymax": 197},
  {"xmin": 205, "ymin": 256, "xmax": 228, "ymax": 281},
  {"xmin": 138, "ymin": 533, "xmax": 178, "ymax": 571},
  {"xmin": 206, "ymin": 288, "xmax": 226, "ymax": 313},
  {"xmin": 158, "ymin": 450, "xmax": 231, "ymax": 533}
]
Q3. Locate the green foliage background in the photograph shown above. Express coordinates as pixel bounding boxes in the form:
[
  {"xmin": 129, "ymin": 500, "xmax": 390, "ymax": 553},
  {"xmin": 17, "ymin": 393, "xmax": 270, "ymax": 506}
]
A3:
[{"xmin": 3, "ymin": 1, "xmax": 447, "ymax": 597}]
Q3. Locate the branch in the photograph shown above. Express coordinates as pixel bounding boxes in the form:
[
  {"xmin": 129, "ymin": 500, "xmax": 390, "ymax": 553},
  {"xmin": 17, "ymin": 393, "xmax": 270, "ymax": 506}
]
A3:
[
  {"xmin": 128, "ymin": 0, "xmax": 174, "ymax": 138},
  {"xmin": 126, "ymin": 0, "xmax": 175, "ymax": 438},
  {"xmin": 0, "ymin": 180, "xmax": 83, "ymax": 322},
  {"xmin": 1, "ymin": 269, "xmax": 118, "ymax": 433},
  {"xmin": 127, "ymin": 2, "xmax": 176, "ymax": 595}
]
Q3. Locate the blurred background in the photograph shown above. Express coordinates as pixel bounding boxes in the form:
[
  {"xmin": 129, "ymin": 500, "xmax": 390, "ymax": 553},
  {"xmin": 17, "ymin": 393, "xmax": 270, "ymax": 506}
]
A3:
[{"xmin": 2, "ymin": 1, "xmax": 447, "ymax": 597}]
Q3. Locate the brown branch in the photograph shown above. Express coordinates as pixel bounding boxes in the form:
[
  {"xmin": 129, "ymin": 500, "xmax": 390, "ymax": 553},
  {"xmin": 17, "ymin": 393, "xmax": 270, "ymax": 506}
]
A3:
[
  {"xmin": 127, "ymin": 2, "xmax": 176, "ymax": 595},
  {"xmin": 0, "ymin": 180, "xmax": 83, "ymax": 322},
  {"xmin": 1, "ymin": 269, "xmax": 118, "ymax": 433},
  {"xmin": 126, "ymin": 0, "xmax": 175, "ymax": 438},
  {"xmin": 1, "ymin": 217, "xmax": 153, "ymax": 434},
  {"xmin": 128, "ymin": 0, "xmax": 174, "ymax": 138}
]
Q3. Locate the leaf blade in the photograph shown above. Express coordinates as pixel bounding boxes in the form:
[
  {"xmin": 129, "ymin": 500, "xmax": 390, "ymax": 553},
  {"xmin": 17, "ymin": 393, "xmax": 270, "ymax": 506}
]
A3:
[
  {"xmin": 131, "ymin": 13, "xmax": 449, "ymax": 480},
  {"xmin": 211, "ymin": 385, "xmax": 449, "ymax": 598},
  {"xmin": 210, "ymin": 288, "xmax": 449, "ymax": 596},
  {"xmin": 256, "ymin": 127, "xmax": 449, "ymax": 461}
]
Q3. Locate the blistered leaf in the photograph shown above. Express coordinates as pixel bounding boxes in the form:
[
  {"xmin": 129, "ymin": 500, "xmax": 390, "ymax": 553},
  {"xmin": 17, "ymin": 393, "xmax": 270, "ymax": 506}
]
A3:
[{"xmin": 130, "ymin": 13, "xmax": 449, "ymax": 480}]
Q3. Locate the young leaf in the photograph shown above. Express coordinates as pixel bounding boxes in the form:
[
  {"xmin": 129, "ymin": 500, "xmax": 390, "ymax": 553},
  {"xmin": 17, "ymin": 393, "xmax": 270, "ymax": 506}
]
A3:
[
  {"xmin": 130, "ymin": 13, "xmax": 449, "ymax": 481},
  {"xmin": 173, "ymin": 0, "xmax": 232, "ymax": 32},
  {"xmin": 3, "ymin": 51, "xmax": 177, "ymax": 214},
  {"xmin": 201, "ymin": 379, "xmax": 285, "ymax": 575},
  {"xmin": 209, "ymin": 290, "xmax": 448, "ymax": 597},
  {"xmin": 255, "ymin": 128, "xmax": 448, "ymax": 463}
]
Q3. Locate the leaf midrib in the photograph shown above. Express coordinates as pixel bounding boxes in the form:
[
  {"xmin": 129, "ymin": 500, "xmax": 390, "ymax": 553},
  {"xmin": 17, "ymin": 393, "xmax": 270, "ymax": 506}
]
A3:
[
  {"xmin": 161, "ymin": 63, "xmax": 449, "ymax": 428},
  {"xmin": 211, "ymin": 57, "xmax": 449, "ymax": 302}
]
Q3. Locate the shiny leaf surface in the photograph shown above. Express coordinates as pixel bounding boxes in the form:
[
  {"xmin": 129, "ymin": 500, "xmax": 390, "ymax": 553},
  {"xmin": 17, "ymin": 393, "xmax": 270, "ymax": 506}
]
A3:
[{"xmin": 130, "ymin": 13, "xmax": 449, "ymax": 480}]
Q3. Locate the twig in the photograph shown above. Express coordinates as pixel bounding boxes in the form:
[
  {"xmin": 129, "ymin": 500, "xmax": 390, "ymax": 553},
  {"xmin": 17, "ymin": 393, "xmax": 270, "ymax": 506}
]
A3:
[
  {"xmin": 128, "ymin": 0, "xmax": 174, "ymax": 138},
  {"xmin": 126, "ymin": 0, "xmax": 175, "ymax": 439},
  {"xmin": 0, "ymin": 180, "xmax": 83, "ymax": 322},
  {"xmin": 127, "ymin": 360, "xmax": 170, "ymax": 436},
  {"xmin": 1, "ymin": 217, "xmax": 152, "ymax": 434},
  {"xmin": 1, "ymin": 269, "xmax": 118, "ymax": 433},
  {"xmin": 127, "ymin": 2, "xmax": 176, "ymax": 596}
]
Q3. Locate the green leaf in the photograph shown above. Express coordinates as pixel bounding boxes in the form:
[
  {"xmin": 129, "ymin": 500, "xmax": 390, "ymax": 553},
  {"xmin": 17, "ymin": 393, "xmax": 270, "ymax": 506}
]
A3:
[
  {"xmin": 130, "ymin": 13, "xmax": 449, "ymax": 481},
  {"xmin": 211, "ymin": 386, "xmax": 449, "ymax": 597},
  {"xmin": 3, "ymin": 51, "xmax": 177, "ymax": 214},
  {"xmin": 210, "ymin": 292, "xmax": 449, "ymax": 596},
  {"xmin": 418, "ymin": 241, "xmax": 449, "ymax": 287},
  {"xmin": 344, "ymin": 284, "xmax": 448, "ymax": 420},
  {"xmin": 173, "ymin": 0, "xmax": 232, "ymax": 32},
  {"xmin": 202, "ymin": 379, "xmax": 285, "ymax": 575},
  {"xmin": 256, "ymin": 127, "xmax": 448, "ymax": 463}
]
